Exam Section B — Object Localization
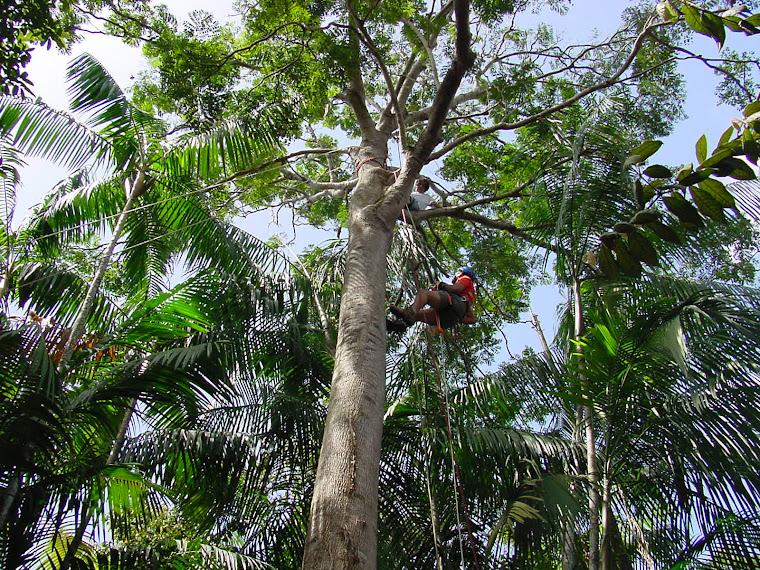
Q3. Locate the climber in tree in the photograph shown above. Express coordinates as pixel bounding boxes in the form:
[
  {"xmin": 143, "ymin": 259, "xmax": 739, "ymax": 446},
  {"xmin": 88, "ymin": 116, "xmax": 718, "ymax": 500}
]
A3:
[
  {"xmin": 399, "ymin": 178, "xmax": 439, "ymax": 222},
  {"xmin": 408, "ymin": 178, "xmax": 439, "ymax": 211},
  {"xmin": 387, "ymin": 266, "xmax": 477, "ymax": 333}
]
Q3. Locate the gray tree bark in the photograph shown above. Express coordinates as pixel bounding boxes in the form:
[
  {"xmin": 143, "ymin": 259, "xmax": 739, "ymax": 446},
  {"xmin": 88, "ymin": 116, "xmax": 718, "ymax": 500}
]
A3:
[
  {"xmin": 302, "ymin": 164, "xmax": 398, "ymax": 569},
  {"xmin": 302, "ymin": 1, "xmax": 474, "ymax": 566}
]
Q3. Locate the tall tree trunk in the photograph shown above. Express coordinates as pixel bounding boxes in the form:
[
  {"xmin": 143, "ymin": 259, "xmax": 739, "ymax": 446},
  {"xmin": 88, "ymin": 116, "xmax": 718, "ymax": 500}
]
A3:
[
  {"xmin": 302, "ymin": 165, "xmax": 397, "ymax": 569},
  {"xmin": 573, "ymin": 278, "xmax": 600, "ymax": 570},
  {"xmin": 57, "ymin": 171, "xmax": 144, "ymax": 373},
  {"xmin": 0, "ymin": 473, "xmax": 20, "ymax": 528},
  {"xmin": 531, "ymin": 308, "xmax": 577, "ymax": 570},
  {"xmin": 600, "ymin": 474, "xmax": 612, "ymax": 570},
  {"xmin": 302, "ymin": 1, "xmax": 474, "ymax": 566}
]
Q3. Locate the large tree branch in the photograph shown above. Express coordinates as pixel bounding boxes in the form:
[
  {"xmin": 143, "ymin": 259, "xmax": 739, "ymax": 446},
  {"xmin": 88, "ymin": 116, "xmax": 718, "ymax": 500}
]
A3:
[
  {"xmin": 377, "ymin": 0, "xmax": 475, "ymax": 220},
  {"xmin": 349, "ymin": 13, "xmax": 409, "ymax": 147},
  {"xmin": 429, "ymin": 207, "xmax": 560, "ymax": 253},
  {"xmin": 399, "ymin": 1, "xmax": 455, "ymax": 90},
  {"xmin": 429, "ymin": 15, "xmax": 662, "ymax": 160},
  {"xmin": 339, "ymin": 1, "xmax": 381, "ymax": 146},
  {"xmin": 405, "ymin": 86, "xmax": 488, "ymax": 125},
  {"xmin": 412, "ymin": 0, "xmax": 476, "ymax": 163}
]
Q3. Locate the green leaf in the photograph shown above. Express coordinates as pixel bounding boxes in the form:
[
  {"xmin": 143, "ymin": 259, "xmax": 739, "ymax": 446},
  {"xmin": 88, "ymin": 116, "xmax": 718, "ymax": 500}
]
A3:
[
  {"xmin": 690, "ymin": 187, "xmax": 726, "ymax": 222},
  {"xmin": 598, "ymin": 244, "xmax": 619, "ymax": 279},
  {"xmin": 624, "ymin": 140, "xmax": 663, "ymax": 167},
  {"xmin": 676, "ymin": 164, "xmax": 693, "ymax": 182},
  {"xmin": 634, "ymin": 179, "xmax": 646, "ymax": 209},
  {"xmin": 699, "ymin": 178, "xmax": 735, "ymax": 208},
  {"xmin": 703, "ymin": 12, "xmax": 726, "ymax": 48},
  {"xmin": 714, "ymin": 157, "xmax": 756, "ymax": 180},
  {"xmin": 743, "ymin": 100, "xmax": 760, "ymax": 118},
  {"xmin": 679, "ymin": 168, "xmax": 715, "ymax": 186},
  {"xmin": 663, "ymin": 191, "xmax": 705, "ymax": 228},
  {"xmin": 682, "ymin": 3, "xmax": 724, "ymax": 47},
  {"xmin": 722, "ymin": 15, "xmax": 744, "ymax": 32},
  {"xmin": 743, "ymin": 131, "xmax": 759, "ymax": 165},
  {"xmin": 718, "ymin": 125, "xmax": 735, "ymax": 146},
  {"xmin": 600, "ymin": 232, "xmax": 621, "ymax": 249},
  {"xmin": 613, "ymin": 222, "xmax": 637, "ymax": 234},
  {"xmin": 699, "ymin": 147, "xmax": 734, "ymax": 169},
  {"xmin": 613, "ymin": 240, "xmax": 642, "ymax": 278},
  {"xmin": 643, "ymin": 164, "xmax": 673, "ymax": 178},
  {"xmin": 631, "ymin": 209, "xmax": 661, "ymax": 224},
  {"xmin": 647, "ymin": 220, "xmax": 681, "ymax": 244},
  {"xmin": 696, "ymin": 134, "xmax": 708, "ymax": 163},
  {"xmin": 738, "ymin": 17, "xmax": 760, "ymax": 34},
  {"xmin": 642, "ymin": 183, "xmax": 656, "ymax": 203},
  {"xmin": 627, "ymin": 231, "xmax": 659, "ymax": 266},
  {"xmin": 384, "ymin": 401, "xmax": 420, "ymax": 419}
]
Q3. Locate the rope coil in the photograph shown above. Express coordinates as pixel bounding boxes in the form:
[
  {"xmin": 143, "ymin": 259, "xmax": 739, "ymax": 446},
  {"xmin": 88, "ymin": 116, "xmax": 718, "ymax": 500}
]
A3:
[{"xmin": 354, "ymin": 155, "xmax": 388, "ymax": 172}]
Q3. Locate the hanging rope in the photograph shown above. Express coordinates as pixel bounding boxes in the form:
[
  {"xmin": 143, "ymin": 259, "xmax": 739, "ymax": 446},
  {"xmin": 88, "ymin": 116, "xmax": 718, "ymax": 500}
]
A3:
[
  {"xmin": 411, "ymin": 344, "xmax": 446, "ymax": 570},
  {"xmin": 424, "ymin": 328, "xmax": 481, "ymax": 570},
  {"xmin": 388, "ymin": 168, "xmax": 479, "ymax": 565}
]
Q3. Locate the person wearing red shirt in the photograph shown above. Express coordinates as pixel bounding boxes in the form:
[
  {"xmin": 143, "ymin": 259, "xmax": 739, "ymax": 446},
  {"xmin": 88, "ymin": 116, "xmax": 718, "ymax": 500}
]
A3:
[{"xmin": 388, "ymin": 266, "xmax": 477, "ymax": 332}]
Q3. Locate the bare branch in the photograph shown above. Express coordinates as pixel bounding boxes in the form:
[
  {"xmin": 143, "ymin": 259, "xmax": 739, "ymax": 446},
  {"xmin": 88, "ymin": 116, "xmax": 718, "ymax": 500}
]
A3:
[{"xmin": 202, "ymin": 148, "xmax": 348, "ymax": 192}]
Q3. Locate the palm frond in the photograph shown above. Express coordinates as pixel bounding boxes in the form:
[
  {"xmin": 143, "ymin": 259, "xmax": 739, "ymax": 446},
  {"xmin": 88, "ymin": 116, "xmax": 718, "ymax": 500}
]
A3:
[
  {"xmin": 15, "ymin": 261, "xmax": 120, "ymax": 330},
  {"xmin": 67, "ymin": 53, "xmax": 161, "ymax": 166},
  {"xmin": 729, "ymin": 179, "xmax": 760, "ymax": 223},
  {"xmin": 677, "ymin": 512, "xmax": 760, "ymax": 570},
  {"xmin": 163, "ymin": 109, "xmax": 287, "ymax": 180},
  {"xmin": 0, "ymin": 96, "xmax": 110, "ymax": 170},
  {"xmin": 0, "ymin": 141, "xmax": 23, "ymax": 232},
  {"xmin": 24, "ymin": 170, "xmax": 126, "ymax": 255}
]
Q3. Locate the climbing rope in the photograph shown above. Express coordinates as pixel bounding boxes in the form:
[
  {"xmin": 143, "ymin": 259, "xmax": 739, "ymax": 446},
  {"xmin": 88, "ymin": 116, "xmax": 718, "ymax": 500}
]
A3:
[
  {"xmin": 354, "ymin": 155, "xmax": 388, "ymax": 172},
  {"xmin": 424, "ymin": 328, "xmax": 481, "ymax": 569},
  {"xmin": 389, "ymin": 169, "xmax": 480, "ymax": 566}
]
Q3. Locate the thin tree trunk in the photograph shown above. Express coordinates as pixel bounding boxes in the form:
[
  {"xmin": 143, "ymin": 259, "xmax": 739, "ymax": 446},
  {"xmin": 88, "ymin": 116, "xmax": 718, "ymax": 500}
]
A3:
[
  {"xmin": 573, "ymin": 278, "xmax": 600, "ymax": 570},
  {"xmin": 531, "ymin": 307, "xmax": 577, "ymax": 569},
  {"xmin": 0, "ymin": 473, "xmax": 20, "ymax": 528},
  {"xmin": 0, "ymin": 267, "xmax": 11, "ymax": 300},
  {"xmin": 600, "ymin": 473, "xmax": 612, "ymax": 570},
  {"xmin": 59, "ymin": 401, "xmax": 137, "ymax": 570},
  {"xmin": 57, "ymin": 172, "xmax": 143, "ymax": 374},
  {"xmin": 530, "ymin": 308, "xmax": 557, "ymax": 374}
]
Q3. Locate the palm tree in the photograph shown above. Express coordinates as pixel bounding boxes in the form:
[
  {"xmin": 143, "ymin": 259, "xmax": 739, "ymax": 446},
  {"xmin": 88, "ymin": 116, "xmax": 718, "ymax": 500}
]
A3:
[
  {"xmin": 0, "ymin": 53, "xmax": 329, "ymax": 568},
  {"xmin": 0, "ymin": 241, "xmax": 315, "ymax": 569},
  {"xmin": 0, "ymin": 52, "xmax": 284, "ymax": 372}
]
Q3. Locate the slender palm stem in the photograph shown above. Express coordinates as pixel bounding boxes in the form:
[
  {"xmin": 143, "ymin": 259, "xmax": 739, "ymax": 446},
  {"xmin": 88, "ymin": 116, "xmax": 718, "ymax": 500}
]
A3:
[
  {"xmin": 59, "ymin": 400, "xmax": 137, "ymax": 570},
  {"xmin": 0, "ymin": 473, "xmax": 20, "ymax": 528},
  {"xmin": 57, "ymin": 172, "xmax": 143, "ymax": 373},
  {"xmin": 573, "ymin": 277, "xmax": 600, "ymax": 570}
]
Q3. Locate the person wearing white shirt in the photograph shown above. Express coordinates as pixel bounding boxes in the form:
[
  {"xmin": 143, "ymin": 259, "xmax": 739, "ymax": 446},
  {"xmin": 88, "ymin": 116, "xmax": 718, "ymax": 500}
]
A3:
[{"xmin": 408, "ymin": 178, "xmax": 439, "ymax": 211}]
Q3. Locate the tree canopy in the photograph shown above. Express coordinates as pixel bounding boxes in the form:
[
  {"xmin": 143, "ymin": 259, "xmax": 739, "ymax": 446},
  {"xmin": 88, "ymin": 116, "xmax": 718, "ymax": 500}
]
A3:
[{"xmin": 2, "ymin": 1, "xmax": 760, "ymax": 569}]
